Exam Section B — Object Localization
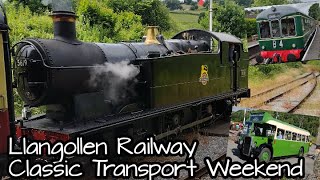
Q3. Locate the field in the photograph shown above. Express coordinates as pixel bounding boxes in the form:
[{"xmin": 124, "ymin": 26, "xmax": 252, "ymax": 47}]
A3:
[{"xmin": 163, "ymin": 11, "xmax": 205, "ymax": 38}]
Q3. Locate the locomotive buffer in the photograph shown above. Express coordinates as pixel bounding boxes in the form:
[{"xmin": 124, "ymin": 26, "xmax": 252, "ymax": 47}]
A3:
[{"xmin": 302, "ymin": 26, "xmax": 320, "ymax": 62}]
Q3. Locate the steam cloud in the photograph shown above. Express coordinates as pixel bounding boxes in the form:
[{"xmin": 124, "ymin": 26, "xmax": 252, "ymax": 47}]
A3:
[{"xmin": 89, "ymin": 61, "xmax": 140, "ymax": 104}]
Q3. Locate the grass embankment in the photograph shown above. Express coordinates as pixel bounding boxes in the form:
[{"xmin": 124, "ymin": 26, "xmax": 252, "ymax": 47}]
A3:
[
  {"xmin": 163, "ymin": 11, "xmax": 204, "ymax": 38},
  {"xmin": 248, "ymin": 63, "xmax": 309, "ymax": 94}
]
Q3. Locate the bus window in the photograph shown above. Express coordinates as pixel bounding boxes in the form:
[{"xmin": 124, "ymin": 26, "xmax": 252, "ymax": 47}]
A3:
[
  {"xmin": 281, "ymin": 18, "xmax": 295, "ymax": 36},
  {"xmin": 259, "ymin": 21, "xmax": 270, "ymax": 38},
  {"xmin": 285, "ymin": 131, "xmax": 291, "ymax": 140},
  {"xmin": 306, "ymin": 136, "xmax": 309, "ymax": 142},
  {"xmin": 276, "ymin": 129, "xmax": 284, "ymax": 139},
  {"xmin": 297, "ymin": 134, "xmax": 301, "ymax": 141},
  {"xmin": 292, "ymin": 133, "xmax": 297, "ymax": 141},
  {"xmin": 301, "ymin": 135, "xmax": 305, "ymax": 142},
  {"xmin": 253, "ymin": 123, "xmax": 275, "ymax": 137},
  {"xmin": 271, "ymin": 20, "xmax": 280, "ymax": 38}
]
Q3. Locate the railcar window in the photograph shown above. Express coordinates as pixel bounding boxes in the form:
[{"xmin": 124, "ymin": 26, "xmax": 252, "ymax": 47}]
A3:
[
  {"xmin": 301, "ymin": 135, "xmax": 305, "ymax": 142},
  {"xmin": 303, "ymin": 17, "xmax": 312, "ymax": 34},
  {"xmin": 284, "ymin": 131, "xmax": 292, "ymax": 140},
  {"xmin": 259, "ymin": 21, "xmax": 270, "ymax": 38},
  {"xmin": 271, "ymin": 20, "xmax": 280, "ymax": 38},
  {"xmin": 281, "ymin": 18, "xmax": 296, "ymax": 36}
]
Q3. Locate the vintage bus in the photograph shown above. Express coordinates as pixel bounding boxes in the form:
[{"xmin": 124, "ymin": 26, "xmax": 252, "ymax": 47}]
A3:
[{"xmin": 238, "ymin": 112, "xmax": 311, "ymax": 162}]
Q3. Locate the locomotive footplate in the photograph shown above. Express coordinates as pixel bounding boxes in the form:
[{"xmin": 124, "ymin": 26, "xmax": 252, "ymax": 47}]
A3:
[{"xmin": 18, "ymin": 89, "xmax": 250, "ymax": 139}]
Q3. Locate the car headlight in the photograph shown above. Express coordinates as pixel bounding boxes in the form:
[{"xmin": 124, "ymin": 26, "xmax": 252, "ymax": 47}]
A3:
[
  {"xmin": 292, "ymin": 44, "xmax": 296, "ymax": 48},
  {"xmin": 252, "ymin": 141, "xmax": 257, "ymax": 148}
]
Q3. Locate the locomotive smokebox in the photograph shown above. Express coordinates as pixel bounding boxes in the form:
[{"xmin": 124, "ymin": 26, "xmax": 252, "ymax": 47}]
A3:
[{"xmin": 50, "ymin": 10, "xmax": 78, "ymax": 43}]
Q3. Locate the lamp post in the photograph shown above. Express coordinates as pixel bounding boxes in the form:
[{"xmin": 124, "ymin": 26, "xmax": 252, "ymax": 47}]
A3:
[{"xmin": 209, "ymin": 0, "xmax": 213, "ymax": 32}]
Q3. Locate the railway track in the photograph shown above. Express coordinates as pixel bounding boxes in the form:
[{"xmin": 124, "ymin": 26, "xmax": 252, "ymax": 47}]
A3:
[
  {"xmin": 127, "ymin": 117, "xmax": 230, "ymax": 179},
  {"xmin": 241, "ymin": 72, "xmax": 319, "ymax": 113}
]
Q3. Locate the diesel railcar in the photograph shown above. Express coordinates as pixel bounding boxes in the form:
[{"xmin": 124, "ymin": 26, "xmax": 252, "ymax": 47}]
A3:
[
  {"xmin": 0, "ymin": 8, "xmax": 250, "ymax": 175},
  {"xmin": 256, "ymin": 6, "xmax": 317, "ymax": 64}
]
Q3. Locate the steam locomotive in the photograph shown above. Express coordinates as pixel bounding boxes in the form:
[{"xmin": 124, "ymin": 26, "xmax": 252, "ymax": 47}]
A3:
[{"xmin": 0, "ymin": 8, "xmax": 250, "ymax": 174}]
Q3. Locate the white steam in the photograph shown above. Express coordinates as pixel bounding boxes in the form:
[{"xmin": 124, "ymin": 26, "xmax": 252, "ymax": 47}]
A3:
[{"xmin": 89, "ymin": 61, "xmax": 140, "ymax": 104}]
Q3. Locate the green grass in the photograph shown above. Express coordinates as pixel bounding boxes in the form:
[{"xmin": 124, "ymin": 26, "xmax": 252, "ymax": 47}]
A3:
[{"xmin": 163, "ymin": 12, "xmax": 204, "ymax": 38}]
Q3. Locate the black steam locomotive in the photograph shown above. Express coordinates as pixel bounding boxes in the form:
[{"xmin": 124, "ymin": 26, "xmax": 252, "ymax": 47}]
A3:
[{"xmin": 11, "ymin": 10, "xmax": 250, "ymax": 145}]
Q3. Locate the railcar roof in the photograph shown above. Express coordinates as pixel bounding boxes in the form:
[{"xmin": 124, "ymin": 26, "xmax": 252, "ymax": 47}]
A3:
[
  {"xmin": 171, "ymin": 29, "xmax": 242, "ymax": 44},
  {"xmin": 257, "ymin": 5, "xmax": 308, "ymax": 20}
]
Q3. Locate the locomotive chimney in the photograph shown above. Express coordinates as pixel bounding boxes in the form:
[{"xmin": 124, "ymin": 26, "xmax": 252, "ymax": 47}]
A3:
[{"xmin": 50, "ymin": 11, "xmax": 78, "ymax": 43}]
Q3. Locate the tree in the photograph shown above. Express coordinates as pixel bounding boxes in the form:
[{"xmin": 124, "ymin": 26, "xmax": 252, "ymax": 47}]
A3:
[
  {"xmin": 199, "ymin": 1, "xmax": 247, "ymax": 38},
  {"xmin": 108, "ymin": 0, "xmax": 171, "ymax": 31},
  {"xmin": 309, "ymin": 3, "xmax": 320, "ymax": 20},
  {"xmin": 235, "ymin": 0, "xmax": 253, "ymax": 7},
  {"xmin": 8, "ymin": 0, "xmax": 50, "ymax": 14},
  {"xmin": 165, "ymin": 0, "xmax": 182, "ymax": 10},
  {"xmin": 198, "ymin": 12, "xmax": 206, "ymax": 23},
  {"xmin": 77, "ymin": 0, "xmax": 144, "ymax": 42},
  {"xmin": 253, "ymin": 0, "xmax": 288, "ymax": 7},
  {"xmin": 190, "ymin": 1, "xmax": 198, "ymax": 10},
  {"xmin": 245, "ymin": 18, "xmax": 257, "ymax": 37},
  {"xmin": 185, "ymin": 0, "xmax": 193, "ymax": 5}
]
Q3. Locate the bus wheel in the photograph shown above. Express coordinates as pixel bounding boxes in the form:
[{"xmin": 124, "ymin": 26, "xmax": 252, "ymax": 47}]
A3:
[
  {"xmin": 298, "ymin": 148, "xmax": 304, "ymax": 157},
  {"xmin": 259, "ymin": 148, "xmax": 271, "ymax": 163}
]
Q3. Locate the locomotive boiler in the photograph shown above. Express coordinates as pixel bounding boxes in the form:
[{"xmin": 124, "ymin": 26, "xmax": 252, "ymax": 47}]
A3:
[{"xmin": 12, "ymin": 9, "xmax": 250, "ymax": 146}]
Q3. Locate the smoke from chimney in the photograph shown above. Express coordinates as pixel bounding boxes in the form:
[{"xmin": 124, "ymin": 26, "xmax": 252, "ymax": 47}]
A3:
[{"xmin": 89, "ymin": 61, "xmax": 140, "ymax": 105}]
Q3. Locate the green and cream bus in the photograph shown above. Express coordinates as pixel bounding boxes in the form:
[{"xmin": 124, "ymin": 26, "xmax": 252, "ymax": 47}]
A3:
[{"xmin": 238, "ymin": 112, "xmax": 311, "ymax": 162}]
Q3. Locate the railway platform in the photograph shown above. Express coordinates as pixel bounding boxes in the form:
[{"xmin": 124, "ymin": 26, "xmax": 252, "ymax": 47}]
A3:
[{"xmin": 302, "ymin": 26, "xmax": 320, "ymax": 62}]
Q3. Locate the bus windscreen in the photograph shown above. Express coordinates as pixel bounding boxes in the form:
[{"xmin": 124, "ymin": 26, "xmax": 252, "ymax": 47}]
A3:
[{"xmin": 249, "ymin": 114, "xmax": 264, "ymax": 122}]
